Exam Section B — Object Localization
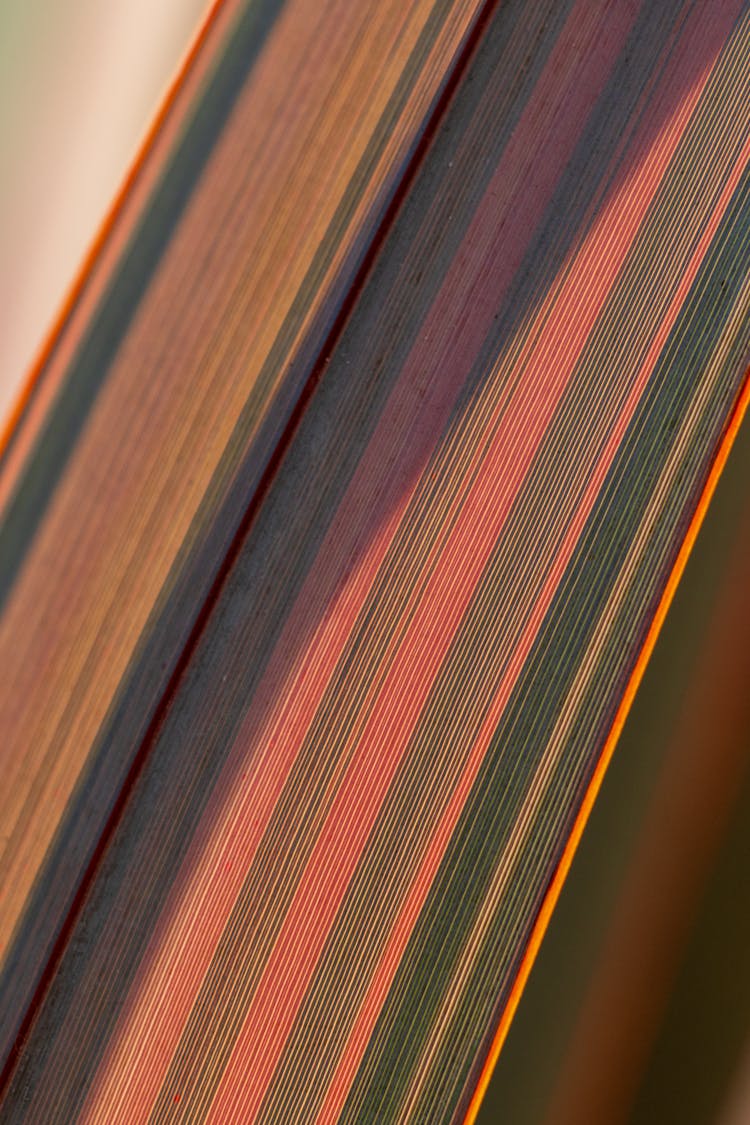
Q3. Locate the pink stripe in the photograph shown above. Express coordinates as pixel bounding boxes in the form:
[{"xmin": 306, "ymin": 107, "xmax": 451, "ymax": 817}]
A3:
[
  {"xmin": 204, "ymin": 4, "xmax": 741, "ymax": 1116},
  {"xmin": 317, "ymin": 125, "xmax": 750, "ymax": 1125},
  {"xmin": 83, "ymin": 3, "xmax": 628, "ymax": 1115}
]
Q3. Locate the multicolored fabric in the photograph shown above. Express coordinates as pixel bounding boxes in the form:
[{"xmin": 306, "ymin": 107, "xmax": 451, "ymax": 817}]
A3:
[{"xmin": 1, "ymin": 1, "xmax": 749, "ymax": 1121}]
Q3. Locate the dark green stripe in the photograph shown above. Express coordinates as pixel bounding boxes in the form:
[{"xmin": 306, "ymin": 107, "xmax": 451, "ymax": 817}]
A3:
[{"xmin": 343, "ymin": 169, "xmax": 750, "ymax": 1124}]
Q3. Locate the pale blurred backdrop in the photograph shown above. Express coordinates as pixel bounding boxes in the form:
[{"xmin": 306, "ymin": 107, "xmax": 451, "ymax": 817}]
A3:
[{"xmin": 0, "ymin": 0, "xmax": 208, "ymax": 425}]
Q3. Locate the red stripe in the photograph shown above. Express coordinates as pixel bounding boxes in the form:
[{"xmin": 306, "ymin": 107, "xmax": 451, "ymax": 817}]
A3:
[
  {"xmin": 210, "ymin": 3, "xmax": 747, "ymax": 1117},
  {"xmin": 208, "ymin": 2, "xmax": 730, "ymax": 1116},
  {"xmin": 83, "ymin": 5, "xmax": 632, "ymax": 1111},
  {"xmin": 349, "ymin": 117, "xmax": 750, "ymax": 1125}
]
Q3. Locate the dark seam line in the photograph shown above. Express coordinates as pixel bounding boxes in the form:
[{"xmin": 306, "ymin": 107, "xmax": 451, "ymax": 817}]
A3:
[{"xmin": 0, "ymin": 0, "xmax": 501, "ymax": 1099}]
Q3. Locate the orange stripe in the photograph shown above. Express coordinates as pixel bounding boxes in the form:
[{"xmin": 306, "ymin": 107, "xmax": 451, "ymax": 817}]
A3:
[
  {"xmin": 82, "ymin": 6, "xmax": 626, "ymax": 1106},
  {"xmin": 320, "ymin": 120, "xmax": 750, "ymax": 1121},
  {"xmin": 211, "ymin": 6, "xmax": 722, "ymax": 1110},
  {"xmin": 2, "ymin": 0, "xmax": 747, "ymax": 1117},
  {"xmin": 463, "ymin": 364, "xmax": 750, "ymax": 1125}
]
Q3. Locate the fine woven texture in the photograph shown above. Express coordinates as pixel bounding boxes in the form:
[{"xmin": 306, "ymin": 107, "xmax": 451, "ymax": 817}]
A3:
[
  {"xmin": 0, "ymin": 0, "xmax": 488, "ymax": 1060},
  {"xmin": 1, "ymin": 1, "xmax": 749, "ymax": 1122}
]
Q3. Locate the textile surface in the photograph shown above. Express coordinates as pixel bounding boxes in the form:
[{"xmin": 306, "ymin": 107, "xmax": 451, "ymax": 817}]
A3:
[{"xmin": 1, "ymin": 1, "xmax": 749, "ymax": 1121}]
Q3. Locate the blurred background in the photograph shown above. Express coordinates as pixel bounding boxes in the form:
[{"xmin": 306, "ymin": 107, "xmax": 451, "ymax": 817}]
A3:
[
  {"xmin": 0, "ymin": 0, "xmax": 207, "ymax": 421},
  {"xmin": 1, "ymin": 3, "xmax": 748, "ymax": 1122}
]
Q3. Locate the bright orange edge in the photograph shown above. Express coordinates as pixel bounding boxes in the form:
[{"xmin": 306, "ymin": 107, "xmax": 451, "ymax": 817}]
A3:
[
  {"xmin": 3, "ymin": 1, "xmax": 749, "ymax": 1106},
  {"xmin": 464, "ymin": 364, "xmax": 750, "ymax": 1124},
  {"xmin": 0, "ymin": 0, "xmax": 229, "ymax": 461}
]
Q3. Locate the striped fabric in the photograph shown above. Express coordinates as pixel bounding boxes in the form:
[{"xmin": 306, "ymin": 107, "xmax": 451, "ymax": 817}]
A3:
[{"xmin": 1, "ymin": 0, "xmax": 749, "ymax": 1122}]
